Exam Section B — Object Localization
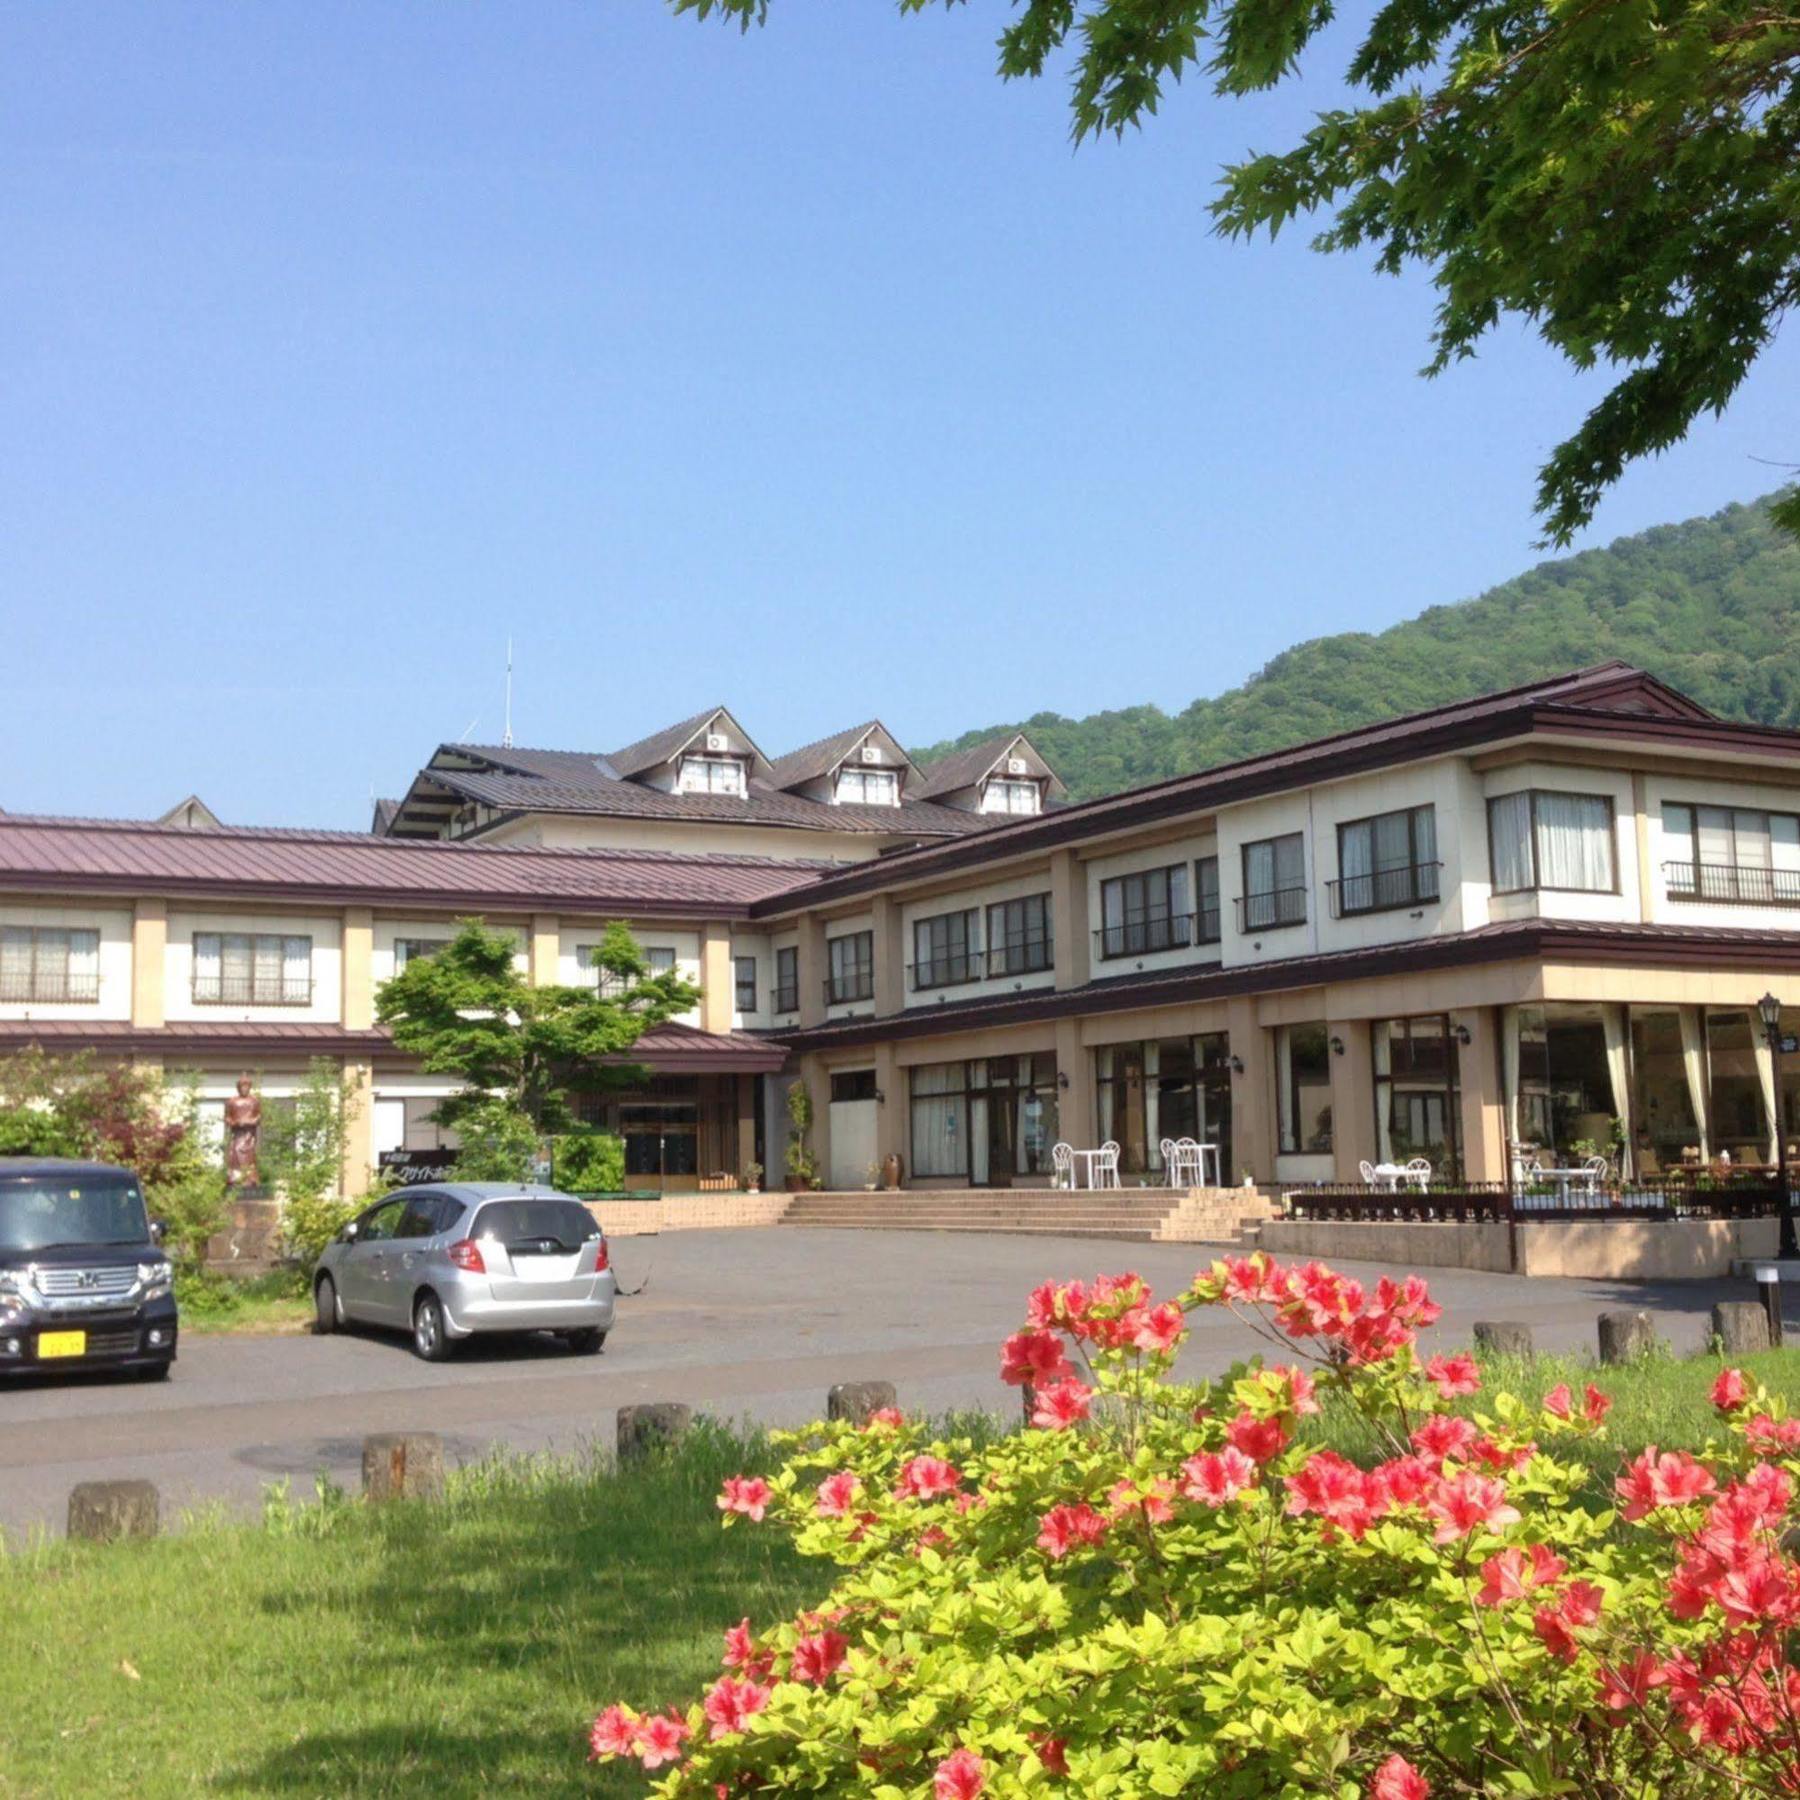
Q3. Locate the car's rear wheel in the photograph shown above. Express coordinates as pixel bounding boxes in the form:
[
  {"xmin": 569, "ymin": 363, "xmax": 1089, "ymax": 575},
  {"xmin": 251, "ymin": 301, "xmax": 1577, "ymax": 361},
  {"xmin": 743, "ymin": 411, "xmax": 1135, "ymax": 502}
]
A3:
[
  {"xmin": 412, "ymin": 1293, "xmax": 453, "ymax": 1362},
  {"xmin": 563, "ymin": 1328, "xmax": 606, "ymax": 1356},
  {"xmin": 314, "ymin": 1275, "xmax": 340, "ymax": 1335}
]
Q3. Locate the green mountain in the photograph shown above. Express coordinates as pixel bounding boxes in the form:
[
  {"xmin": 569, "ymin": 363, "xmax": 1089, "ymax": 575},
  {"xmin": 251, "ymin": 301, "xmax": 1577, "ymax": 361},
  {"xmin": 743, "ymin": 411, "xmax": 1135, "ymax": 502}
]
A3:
[{"xmin": 914, "ymin": 495, "xmax": 1800, "ymax": 801}]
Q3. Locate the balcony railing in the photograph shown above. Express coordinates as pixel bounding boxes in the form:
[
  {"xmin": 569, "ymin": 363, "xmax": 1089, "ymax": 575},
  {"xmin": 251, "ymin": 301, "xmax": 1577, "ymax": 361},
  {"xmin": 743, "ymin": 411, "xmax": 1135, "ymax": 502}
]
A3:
[
  {"xmin": 824, "ymin": 973, "xmax": 874, "ymax": 1007},
  {"xmin": 1283, "ymin": 1174, "xmax": 1783, "ymax": 1226},
  {"xmin": 1235, "ymin": 887, "xmax": 1308, "ymax": 932},
  {"xmin": 193, "ymin": 975, "xmax": 314, "ymax": 1007},
  {"xmin": 1665, "ymin": 860, "xmax": 1800, "ymax": 907},
  {"xmin": 1095, "ymin": 913, "xmax": 1194, "ymax": 961},
  {"xmin": 0, "ymin": 972, "xmax": 100, "ymax": 1004},
  {"xmin": 1327, "ymin": 861, "xmax": 1443, "ymax": 918},
  {"xmin": 772, "ymin": 984, "xmax": 799, "ymax": 1015},
  {"xmin": 987, "ymin": 939, "xmax": 1053, "ymax": 978},
  {"xmin": 909, "ymin": 949, "xmax": 984, "ymax": 992},
  {"xmin": 1194, "ymin": 906, "xmax": 1222, "ymax": 946}
]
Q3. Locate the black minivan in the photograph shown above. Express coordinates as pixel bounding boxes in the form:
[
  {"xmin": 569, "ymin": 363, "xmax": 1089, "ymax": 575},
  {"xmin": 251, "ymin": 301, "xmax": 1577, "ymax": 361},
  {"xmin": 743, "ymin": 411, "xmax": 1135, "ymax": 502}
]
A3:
[{"xmin": 0, "ymin": 1157, "xmax": 178, "ymax": 1379}]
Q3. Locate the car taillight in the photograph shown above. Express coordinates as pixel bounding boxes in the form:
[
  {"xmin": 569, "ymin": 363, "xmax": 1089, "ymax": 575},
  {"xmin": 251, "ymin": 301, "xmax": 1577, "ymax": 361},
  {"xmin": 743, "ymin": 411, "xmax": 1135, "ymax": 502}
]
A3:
[
  {"xmin": 593, "ymin": 1238, "xmax": 609, "ymax": 1273},
  {"xmin": 447, "ymin": 1238, "xmax": 486, "ymax": 1274}
]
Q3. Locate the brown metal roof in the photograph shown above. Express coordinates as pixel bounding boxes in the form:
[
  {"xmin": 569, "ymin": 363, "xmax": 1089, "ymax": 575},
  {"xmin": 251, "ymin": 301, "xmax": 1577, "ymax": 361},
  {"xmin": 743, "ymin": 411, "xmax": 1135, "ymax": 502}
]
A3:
[
  {"xmin": 748, "ymin": 664, "xmax": 1773, "ymax": 916},
  {"xmin": 0, "ymin": 815, "xmax": 823, "ymax": 916}
]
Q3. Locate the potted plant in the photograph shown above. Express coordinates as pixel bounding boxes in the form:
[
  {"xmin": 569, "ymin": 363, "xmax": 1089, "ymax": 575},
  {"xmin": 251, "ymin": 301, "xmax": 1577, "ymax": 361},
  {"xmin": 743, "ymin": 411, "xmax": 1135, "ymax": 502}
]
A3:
[
  {"xmin": 783, "ymin": 1082, "xmax": 821, "ymax": 1192},
  {"xmin": 743, "ymin": 1161, "xmax": 763, "ymax": 1195}
]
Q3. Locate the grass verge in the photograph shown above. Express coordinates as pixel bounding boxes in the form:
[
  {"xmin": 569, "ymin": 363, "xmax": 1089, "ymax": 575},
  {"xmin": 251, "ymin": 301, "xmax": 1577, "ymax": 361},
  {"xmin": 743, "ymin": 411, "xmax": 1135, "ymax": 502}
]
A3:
[
  {"xmin": 1, "ymin": 1425, "xmax": 819, "ymax": 1798},
  {"xmin": 174, "ymin": 1269, "xmax": 313, "ymax": 1336}
]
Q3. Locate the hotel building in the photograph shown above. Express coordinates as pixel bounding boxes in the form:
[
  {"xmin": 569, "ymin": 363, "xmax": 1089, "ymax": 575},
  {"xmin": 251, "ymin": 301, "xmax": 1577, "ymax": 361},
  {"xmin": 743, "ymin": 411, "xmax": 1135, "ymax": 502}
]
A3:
[{"xmin": 5, "ymin": 664, "xmax": 1800, "ymax": 1199}]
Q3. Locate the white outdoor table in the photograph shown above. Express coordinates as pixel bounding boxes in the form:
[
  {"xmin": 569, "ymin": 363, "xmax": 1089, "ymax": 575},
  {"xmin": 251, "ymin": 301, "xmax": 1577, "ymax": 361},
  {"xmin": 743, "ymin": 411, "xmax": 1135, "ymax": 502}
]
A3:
[
  {"xmin": 1370, "ymin": 1163, "xmax": 1427, "ymax": 1192},
  {"xmin": 1069, "ymin": 1148, "xmax": 1118, "ymax": 1190}
]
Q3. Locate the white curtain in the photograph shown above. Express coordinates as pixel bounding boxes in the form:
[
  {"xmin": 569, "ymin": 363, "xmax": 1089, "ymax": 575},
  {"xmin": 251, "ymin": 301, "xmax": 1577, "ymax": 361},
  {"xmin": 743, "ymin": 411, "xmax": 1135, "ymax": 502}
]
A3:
[
  {"xmin": 1144, "ymin": 1040, "xmax": 1162, "ymax": 1168},
  {"xmin": 1679, "ymin": 1007, "xmax": 1711, "ymax": 1159},
  {"xmin": 283, "ymin": 935, "xmax": 311, "ymax": 1001},
  {"xmin": 1341, "ymin": 822, "xmax": 1373, "ymax": 883},
  {"xmin": 1756, "ymin": 1030, "xmax": 1781, "ymax": 1165},
  {"xmin": 1602, "ymin": 1004, "xmax": 1633, "ymax": 1179},
  {"xmin": 1489, "ymin": 793, "xmax": 1534, "ymax": 892},
  {"xmin": 1502, "ymin": 1006, "xmax": 1522, "ymax": 1147},
  {"xmin": 1535, "ymin": 793, "xmax": 1615, "ymax": 891},
  {"xmin": 194, "ymin": 932, "xmax": 222, "ymax": 990},
  {"xmin": 910, "ymin": 1064, "xmax": 965, "ymax": 1177}
]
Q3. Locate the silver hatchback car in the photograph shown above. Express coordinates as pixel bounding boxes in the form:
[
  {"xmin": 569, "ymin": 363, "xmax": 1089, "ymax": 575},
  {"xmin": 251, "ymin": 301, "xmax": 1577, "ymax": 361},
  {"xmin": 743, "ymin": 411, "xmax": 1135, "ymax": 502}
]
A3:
[{"xmin": 312, "ymin": 1184, "xmax": 616, "ymax": 1362}]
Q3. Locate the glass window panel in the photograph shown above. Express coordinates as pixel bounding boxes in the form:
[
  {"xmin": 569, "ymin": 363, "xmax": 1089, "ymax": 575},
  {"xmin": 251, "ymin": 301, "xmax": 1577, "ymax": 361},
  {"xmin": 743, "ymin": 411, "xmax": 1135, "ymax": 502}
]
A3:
[{"xmin": 1488, "ymin": 792, "xmax": 1534, "ymax": 892}]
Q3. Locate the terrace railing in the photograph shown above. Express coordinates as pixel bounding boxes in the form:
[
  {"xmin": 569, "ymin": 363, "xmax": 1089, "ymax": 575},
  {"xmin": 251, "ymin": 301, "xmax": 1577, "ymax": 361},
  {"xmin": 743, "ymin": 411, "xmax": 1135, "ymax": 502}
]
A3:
[
  {"xmin": 1327, "ymin": 861, "xmax": 1443, "ymax": 919},
  {"xmin": 1665, "ymin": 861, "xmax": 1800, "ymax": 907},
  {"xmin": 1281, "ymin": 1175, "xmax": 1785, "ymax": 1225}
]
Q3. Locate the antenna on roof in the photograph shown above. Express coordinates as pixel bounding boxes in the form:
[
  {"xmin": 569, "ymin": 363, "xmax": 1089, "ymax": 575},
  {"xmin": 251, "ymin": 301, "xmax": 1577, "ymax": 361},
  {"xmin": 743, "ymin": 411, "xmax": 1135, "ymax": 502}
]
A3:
[{"xmin": 503, "ymin": 639, "xmax": 514, "ymax": 749}]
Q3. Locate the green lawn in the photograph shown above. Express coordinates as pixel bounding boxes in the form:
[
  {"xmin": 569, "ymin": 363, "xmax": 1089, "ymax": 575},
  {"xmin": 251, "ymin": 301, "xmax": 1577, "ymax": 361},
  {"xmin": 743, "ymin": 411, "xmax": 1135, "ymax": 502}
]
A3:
[
  {"xmin": 2, "ymin": 1427, "xmax": 819, "ymax": 1799},
  {"xmin": 9, "ymin": 1344, "xmax": 1800, "ymax": 1797},
  {"xmin": 174, "ymin": 1270, "xmax": 313, "ymax": 1337}
]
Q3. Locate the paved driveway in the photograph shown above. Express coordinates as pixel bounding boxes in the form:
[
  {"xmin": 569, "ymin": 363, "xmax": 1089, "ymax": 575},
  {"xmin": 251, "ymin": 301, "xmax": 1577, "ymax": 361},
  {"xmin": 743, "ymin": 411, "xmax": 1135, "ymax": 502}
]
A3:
[{"xmin": 0, "ymin": 1228, "xmax": 1778, "ymax": 1541}]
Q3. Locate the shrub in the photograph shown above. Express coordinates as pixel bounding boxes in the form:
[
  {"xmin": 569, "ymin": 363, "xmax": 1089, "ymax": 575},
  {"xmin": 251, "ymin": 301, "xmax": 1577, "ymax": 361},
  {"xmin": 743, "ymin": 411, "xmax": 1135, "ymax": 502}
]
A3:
[
  {"xmin": 552, "ymin": 1131, "xmax": 626, "ymax": 1194},
  {"xmin": 782, "ymin": 1081, "xmax": 818, "ymax": 1190},
  {"xmin": 283, "ymin": 1188, "xmax": 358, "ymax": 1266},
  {"xmin": 590, "ymin": 1255, "xmax": 1800, "ymax": 1797},
  {"xmin": 448, "ymin": 1096, "xmax": 541, "ymax": 1183}
]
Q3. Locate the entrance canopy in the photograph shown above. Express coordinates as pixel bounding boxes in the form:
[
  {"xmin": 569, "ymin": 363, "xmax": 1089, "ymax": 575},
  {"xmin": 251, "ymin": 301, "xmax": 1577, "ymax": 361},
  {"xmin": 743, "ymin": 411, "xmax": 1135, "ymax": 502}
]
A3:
[{"xmin": 604, "ymin": 1020, "xmax": 787, "ymax": 1076}]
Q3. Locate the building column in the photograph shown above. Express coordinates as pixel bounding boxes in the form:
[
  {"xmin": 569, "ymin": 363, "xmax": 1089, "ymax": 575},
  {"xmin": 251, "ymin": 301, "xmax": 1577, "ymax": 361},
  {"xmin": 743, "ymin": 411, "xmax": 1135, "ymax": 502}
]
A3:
[
  {"xmin": 131, "ymin": 898, "xmax": 167, "ymax": 1030},
  {"xmin": 341, "ymin": 1059, "xmax": 374, "ymax": 1197},
  {"xmin": 1456, "ymin": 1006, "xmax": 1508, "ymax": 1183},
  {"xmin": 1226, "ymin": 996, "xmax": 1271, "ymax": 1186},
  {"xmin": 872, "ymin": 895, "xmax": 904, "ymax": 1018},
  {"xmin": 874, "ymin": 1041, "xmax": 905, "ymax": 1178},
  {"xmin": 1051, "ymin": 849, "xmax": 1090, "ymax": 992},
  {"xmin": 531, "ymin": 914, "xmax": 560, "ymax": 987},
  {"xmin": 1055, "ymin": 1017, "xmax": 1093, "ymax": 1151},
  {"xmin": 1328, "ymin": 1019, "xmax": 1377, "ymax": 1180},
  {"xmin": 797, "ymin": 915, "xmax": 828, "ymax": 1029},
  {"xmin": 700, "ymin": 921, "xmax": 734, "ymax": 1034},
  {"xmin": 341, "ymin": 906, "xmax": 374, "ymax": 1031}
]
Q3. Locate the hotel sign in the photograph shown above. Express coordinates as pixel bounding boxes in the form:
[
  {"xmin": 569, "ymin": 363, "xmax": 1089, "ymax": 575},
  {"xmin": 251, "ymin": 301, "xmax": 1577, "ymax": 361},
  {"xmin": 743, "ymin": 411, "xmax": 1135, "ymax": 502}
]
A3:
[{"xmin": 377, "ymin": 1148, "xmax": 458, "ymax": 1186}]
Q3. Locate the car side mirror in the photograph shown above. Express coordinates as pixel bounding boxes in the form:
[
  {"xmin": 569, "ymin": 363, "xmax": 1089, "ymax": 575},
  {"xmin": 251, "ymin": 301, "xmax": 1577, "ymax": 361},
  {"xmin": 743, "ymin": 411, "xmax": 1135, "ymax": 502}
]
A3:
[
  {"xmin": 149, "ymin": 1219, "xmax": 167, "ymax": 1245},
  {"xmin": 340, "ymin": 1220, "xmax": 360, "ymax": 1243}
]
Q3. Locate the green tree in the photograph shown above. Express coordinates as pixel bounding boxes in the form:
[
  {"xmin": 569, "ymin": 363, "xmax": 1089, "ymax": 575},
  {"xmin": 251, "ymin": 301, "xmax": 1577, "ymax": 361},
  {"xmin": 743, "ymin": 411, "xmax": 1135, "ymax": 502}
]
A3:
[
  {"xmin": 374, "ymin": 920, "xmax": 701, "ymax": 1179},
  {"xmin": 679, "ymin": 0, "xmax": 1800, "ymax": 544}
]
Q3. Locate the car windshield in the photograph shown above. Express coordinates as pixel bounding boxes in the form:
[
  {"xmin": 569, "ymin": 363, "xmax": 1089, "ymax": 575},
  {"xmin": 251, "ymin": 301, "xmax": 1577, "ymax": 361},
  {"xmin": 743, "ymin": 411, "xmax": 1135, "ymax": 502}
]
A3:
[
  {"xmin": 0, "ymin": 1175, "xmax": 150, "ymax": 1256},
  {"xmin": 472, "ymin": 1199, "xmax": 599, "ymax": 1248}
]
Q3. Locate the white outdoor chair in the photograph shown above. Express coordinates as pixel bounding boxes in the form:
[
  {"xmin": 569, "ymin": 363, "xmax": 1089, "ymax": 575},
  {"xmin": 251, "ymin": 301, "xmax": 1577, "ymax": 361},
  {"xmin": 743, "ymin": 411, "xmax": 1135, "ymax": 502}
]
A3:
[
  {"xmin": 1359, "ymin": 1160, "xmax": 1379, "ymax": 1187},
  {"xmin": 1579, "ymin": 1154, "xmax": 1609, "ymax": 1193},
  {"xmin": 1404, "ymin": 1157, "xmax": 1433, "ymax": 1193},
  {"xmin": 1051, "ymin": 1141, "xmax": 1075, "ymax": 1190},
  {"xmin": 1159, "ymin": 1137, "xmax": 1181, "ymax": 1186},
  {"xmin": 1160, "ymin": 1137, "xmax": 1203, "ymax": 1188},
  {"xmin": 1096, "ymin": 1141, "xmax": 1122, "ymax": 1189}
]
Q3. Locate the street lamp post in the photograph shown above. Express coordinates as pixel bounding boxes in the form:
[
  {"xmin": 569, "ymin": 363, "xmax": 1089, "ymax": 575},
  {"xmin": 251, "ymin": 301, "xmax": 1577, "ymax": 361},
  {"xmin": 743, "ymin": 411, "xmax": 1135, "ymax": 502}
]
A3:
[{"xmin": 1757, "ymin": 992, "xmax": 1795, "ymax": 1259}]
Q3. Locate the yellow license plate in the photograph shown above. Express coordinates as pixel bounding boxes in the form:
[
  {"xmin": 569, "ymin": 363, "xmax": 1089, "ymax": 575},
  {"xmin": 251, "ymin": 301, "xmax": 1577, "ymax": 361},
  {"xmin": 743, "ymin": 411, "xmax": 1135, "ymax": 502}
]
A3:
[{"xmin": 37, "ymin": 1331, "xmax": 87, "ymax": 1360}]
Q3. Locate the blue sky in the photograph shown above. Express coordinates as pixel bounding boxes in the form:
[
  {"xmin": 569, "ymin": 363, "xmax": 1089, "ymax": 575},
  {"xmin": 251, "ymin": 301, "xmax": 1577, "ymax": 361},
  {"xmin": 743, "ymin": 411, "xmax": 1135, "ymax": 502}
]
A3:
[{"xmin": 4, "ymin": 3, "xmax": 1794, "ymax": 830}]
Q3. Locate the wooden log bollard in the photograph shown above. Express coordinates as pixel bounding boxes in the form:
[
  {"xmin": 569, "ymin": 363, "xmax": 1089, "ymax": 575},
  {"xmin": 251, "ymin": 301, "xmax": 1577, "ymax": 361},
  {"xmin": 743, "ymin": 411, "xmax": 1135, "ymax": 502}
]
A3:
[
  {"xmin": 617, "ymin": 1403, "xmax": 692, "ymax": 1464},
  {"xmin": 1713, "ymin": 1300, "xmax": 1773, "ymax": 1357},
  {"xmin": 1472, "ymin": 1321, "xmax": 1535, "ymax": 1360},
  {"xmin": 827, "ymin": 1381, "xmax": 897, "ymax": 1425},
  {"xmin": 67, "ymin": 1479, "xmax": 160, "ymax": 1543},
  {"xmin": 1598, "ymin": 1310, "xmax": 1656, "ymax": 1366},
  {"xmin": 361, "ymin": 1432, "xmax": 446, "ymax": 1503}
]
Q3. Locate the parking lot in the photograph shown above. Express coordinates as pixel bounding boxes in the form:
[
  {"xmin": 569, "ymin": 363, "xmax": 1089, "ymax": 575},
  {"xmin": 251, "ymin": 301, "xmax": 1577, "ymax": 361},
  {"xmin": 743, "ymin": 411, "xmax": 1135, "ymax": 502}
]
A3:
[{"xmin": 0, "ymin": 1226, "xmax": 1781, "ymax": 1540}]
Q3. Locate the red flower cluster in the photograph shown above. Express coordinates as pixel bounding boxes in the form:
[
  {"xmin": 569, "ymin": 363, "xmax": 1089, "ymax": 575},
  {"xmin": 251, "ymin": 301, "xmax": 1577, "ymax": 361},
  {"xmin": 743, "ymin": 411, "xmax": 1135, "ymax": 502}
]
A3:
[
  {"xmin": 717, "ymin": 1475, "xmax": 772, "ymax": 1521},
  {"xmin": 1037, "ymin": 1501, "xmax": 1109, "ymax": 1559},
  {"xmin": 1200, "ymin": 1256, "xmax": 1440, "ymax": 1369},
  {"xmin": 895, "ymin": 1455, "xmax": 963, "ymax": 1501}
]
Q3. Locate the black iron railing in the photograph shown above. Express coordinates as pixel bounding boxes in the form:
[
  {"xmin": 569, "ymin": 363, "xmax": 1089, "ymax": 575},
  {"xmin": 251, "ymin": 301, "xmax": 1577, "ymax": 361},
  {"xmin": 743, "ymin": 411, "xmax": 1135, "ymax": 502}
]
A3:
[
  {"xmin": 1665, "ymin": 861, "xmax": 1800, "ymax": 907},
  {"xmin": 1095, "ymin": 914, "xmax": 1194, "ymax": 961},
  {"xmin": 192, "ymin": 975, "xmax": 314, "ymax": 1006},
  {"xmin": 1236, "ymin": 887, "xmax": 1308, "ymax": 932},
  {"xmin": 1283, "ymin": 1175, "xmax": 1784, "ymax": 1225},
  {"xmin": 909, "ymin": 950, "xmax": 984, "ymax": 992},
  {"xmin": 0, "ymin": 973, "xmax": 100, "ymax": 1003},
  {"xmin": 1328, "ymin": 862, "xmax": 1443, "ymax": 918},
  {"xmin": 772, "ymin": 983, "xmax": 799, "ymax": 1015},
  {"xmin": 824, "ymin": 973, "xmax": 874, "ymax": 1006},
  {"xmin": 988, "ymin": 939, "xmax": 1053, "ymax": 978}
]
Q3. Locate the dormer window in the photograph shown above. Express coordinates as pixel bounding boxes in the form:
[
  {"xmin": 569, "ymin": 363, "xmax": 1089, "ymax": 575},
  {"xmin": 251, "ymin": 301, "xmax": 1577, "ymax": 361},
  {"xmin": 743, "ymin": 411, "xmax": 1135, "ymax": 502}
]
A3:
[
  {"xmin": 677, "ymin": 755, "xmax": 746, "ymax": 797},
  {"xmin": 836, "ymin": 767, "xmax": 899, "ymax": 807},
  {"xmin": 982, "ymin": 777, "xmax": 1040, "ymax": 816}
]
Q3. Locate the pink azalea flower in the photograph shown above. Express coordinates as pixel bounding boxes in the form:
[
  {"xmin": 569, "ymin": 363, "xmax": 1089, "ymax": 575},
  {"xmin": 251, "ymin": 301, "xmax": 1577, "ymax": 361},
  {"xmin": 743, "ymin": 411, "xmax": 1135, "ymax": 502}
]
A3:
[
  {"xmin": 1582, "ymin": 1384, "xmax": 1612, "ymax": 1424},
  {"xmin": 1036, "ymin": 1501, "xmax": 1108, "ymax": 1559},
  {"xmin": 634, "ymin": 1712, "xmax": 689, "ymax": 1770},
  {"xmin": 1712, "ymin": 1366, "xmax": 1750, "ymax": 1413},
  {"xmin": 1031, "ymin": 1377, "xmax": 1094, "ymax": 1430},
  {"xmin": 1108, "ymin": 1476, "xmax": 1175, "ymax": 1523},
  {"xmin": 895, "ymin": 1455, "xmax": 962, "ymax": 1501},
  {"xmin": 717, "ymin": 1475, "xmax": 772, "ymax": 1522},
  {"xmin": 864, "ymin": 1406, "xmax": 905, "ymax": 1429},
  {"xmin": 1409, "ymin": 1413, "xmax": 1479, "ymax": 1463},
  {"xmin": 1180, "ymin": 1446, "xmax": 1258, "ymax": 1507},
  {"xmin": 999, "ymin": 1328, "xmax": 1074, "ymax": 1388},
  {"xmin": 1615, "ymin": 1448, "xmax": 1716, "ymax": 1520},
  {"xmin": 789, "ymin": 1629, "xmax": 849, "ymax": 1685},
  {"xmin": 703, "ymin": 1674, "xmax": 771, "ymax": 1740},
  {"xmin": 588, "ymin": 1705, "xmax": 638, "ymax": 1761},
  {"xmin": 1371, "ymin": 1753, "xmax": 1430, "ymax": 1800},
  {"xmin": 1226, "ymin": 1411, "xmax": 1289, "ymax": 1464},
  {"xmin": 1130, "ymin": 1300, "xmax": 1186, "ymax": 1353},
  {"xmin": 1542, "ymin": 1382, "xmax": 1574, "ymax": 1420},
  {"xmin": 1424, "ymin": 1352, "xmax": 1480, "ymax": 1398},
  {"xmin": 816, "ymin": 1471, "xmax": 861, "ymax": 1517},
  {"xmin": 1425, "ymin": 1471, "xmax": 1520, "ymax": 1543},
  {"xmin": 934, "ymin": 1748, "xmax": 987, "ymax": 1799}
]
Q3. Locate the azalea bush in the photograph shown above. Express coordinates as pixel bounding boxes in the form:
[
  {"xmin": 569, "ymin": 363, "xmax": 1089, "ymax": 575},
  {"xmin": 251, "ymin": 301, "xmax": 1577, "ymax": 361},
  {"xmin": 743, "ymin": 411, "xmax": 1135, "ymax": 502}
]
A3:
[{"xmin": 589, "ymin": 1254, "xmax": 1800, "ymax": 1797}]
